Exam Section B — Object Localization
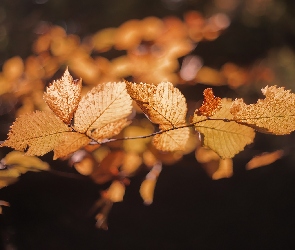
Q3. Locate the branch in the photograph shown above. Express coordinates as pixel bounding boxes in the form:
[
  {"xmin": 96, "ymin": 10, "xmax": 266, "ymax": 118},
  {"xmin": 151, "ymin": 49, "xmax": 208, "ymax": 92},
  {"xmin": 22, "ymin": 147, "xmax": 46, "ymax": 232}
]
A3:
[{"xmin": 89, "ymin": 117, "xmax": 235, "ymax": 145}]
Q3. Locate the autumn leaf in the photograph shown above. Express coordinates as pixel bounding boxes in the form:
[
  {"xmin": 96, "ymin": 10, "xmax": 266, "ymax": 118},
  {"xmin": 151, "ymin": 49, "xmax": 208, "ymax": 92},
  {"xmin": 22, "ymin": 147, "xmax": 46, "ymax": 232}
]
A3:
[
  {"xmin": 43, "ymin": 68, "xmax": 82, "ymax": 124},
  {"xmin": 230, "ymin": 85, "xmax": 295, "ymax": 135},
  {"xmin": 195, "ymin": 88, "xmax": 221, "ymax": 117},
  {"xmin": 1, "ymin": 111, "xmax": 73, "ymax": 156},
  {"xmin": 193, "ymin": 99, "xmax": 255, "ymax": 158},
  {"xmin": 153, "ymin": 126, "xmax": 190, "ymax": 151},
  {"xmin": 74, "ymin": 82, "xmax": 132, "ymax": 140},
  {"xmin": 126, "ymin": 81, "xmax": 189, "ymax": 151},
  {"xmin": 53, "ymin": 132, "xmax": 91, "ymax": 159},
  {"xmin": 126, "ymin": 81, "xmax": 187, "ymax": 126},
  {"xmin": 90, "ymin": 118, "xmax": 131, "ymax": 142}
]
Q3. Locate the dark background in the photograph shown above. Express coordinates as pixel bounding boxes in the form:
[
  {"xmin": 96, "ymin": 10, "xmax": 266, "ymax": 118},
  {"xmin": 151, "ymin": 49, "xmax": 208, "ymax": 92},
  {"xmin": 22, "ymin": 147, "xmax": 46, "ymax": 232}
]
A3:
[{"xmin": 1, "ymin": 0, "xmax": 295, "ymax": 249}]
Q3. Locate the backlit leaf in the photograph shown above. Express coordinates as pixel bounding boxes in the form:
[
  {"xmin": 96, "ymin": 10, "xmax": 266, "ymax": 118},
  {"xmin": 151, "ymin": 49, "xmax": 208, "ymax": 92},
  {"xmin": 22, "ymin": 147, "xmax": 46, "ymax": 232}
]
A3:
[
  {"xmin": 90, "ymin": 118, "xmax": 131, "ymax": 141},
  {"xmin": 74, "ymin": 82, "xmax": 133, "ymax": 140},
  {"xmin": 43, "ymin": 68, "xmax": 82, "ymax": 124},
  {"xmin": 126, "ymin": 81, "xmax": 189, "ymax": 151},
  {"xmin": 1, "ymin": 111, "xmax": 72, "ymax": 156},
  {"xmin": 126, "ymin": 81, "xmax": 187, "ymax": 127},
  {"xmin": 193, "ymin": 99, "xmax": 255, "ymax": 158},
  {"xmin": 153, "ymin": 126, "xmax": 190, "ymax": 151},
  {"xmin": 53, "ymin": 132, "xmax": 91, "ymax": 159},
  {"xmin": 230, "ymin": 85, "xmax": 295, "ymax": 135}
]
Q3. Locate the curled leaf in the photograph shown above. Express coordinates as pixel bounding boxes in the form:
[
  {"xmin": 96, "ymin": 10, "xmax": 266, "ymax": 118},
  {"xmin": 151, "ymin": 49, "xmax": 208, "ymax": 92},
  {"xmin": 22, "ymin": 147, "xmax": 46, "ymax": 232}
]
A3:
[
  {"xmin": 230, "ymin": 86, "xmax": 295, "ymax": 135},
  {"xmin": 0, "ymin": 151, "xmax": 49, "ymax": 188}
]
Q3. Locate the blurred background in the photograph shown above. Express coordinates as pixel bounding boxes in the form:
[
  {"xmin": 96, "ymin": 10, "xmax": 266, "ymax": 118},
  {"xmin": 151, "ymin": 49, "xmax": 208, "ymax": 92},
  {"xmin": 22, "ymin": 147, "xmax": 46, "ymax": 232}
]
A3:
[{"xmin": 1, "ymin": 0, "xmax": 295, "ymax": 249}]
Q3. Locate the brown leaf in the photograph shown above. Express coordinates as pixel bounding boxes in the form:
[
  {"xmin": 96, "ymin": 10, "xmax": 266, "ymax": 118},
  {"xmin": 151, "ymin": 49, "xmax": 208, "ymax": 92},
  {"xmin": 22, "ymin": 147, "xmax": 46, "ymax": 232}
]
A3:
[
  {"xmin": 193, "ymin": 99, "xmax": 255, "ymax": 158},
  {"xmin": 74, "ymin": 82, "xmax": 132, "ymax": 140},
  {"xmin": 43, "ymin": 68, "xmax": 82, "ymax": 124},
  {"xmin": 230, "ymin": 85, "xmax": 295, "ymax": 135},
  {"xmin": 196, "ymin": 88, "xmax": 221, "ymax": 117}
]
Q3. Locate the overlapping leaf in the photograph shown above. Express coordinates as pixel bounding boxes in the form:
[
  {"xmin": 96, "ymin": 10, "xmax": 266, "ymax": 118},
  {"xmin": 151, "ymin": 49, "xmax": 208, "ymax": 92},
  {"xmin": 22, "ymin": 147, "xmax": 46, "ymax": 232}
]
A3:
[
  {"xmin": 43, "ymin": 68, "xmax": 82, "ymax": 124},
  {"xmin": 74, "ymin": 82, "xmax": 133, "ymax": 141},
  {"xmin": 126, "ymin": 81, "xmax": 189, "ymax": 151},
  {"xmin": 153, "ymin": 126, "xmax": 190, "ymax": 151},
  {"xmin": 53, "ymin": 133, "xmax": 91, "ymax": 159},
  {"xmin": 193, "ymin": 99, "xmax": 255, "ymax": 158},
  {"xmin": 230, "ymin": 85, "xmax": 295, "ymax": 135}
]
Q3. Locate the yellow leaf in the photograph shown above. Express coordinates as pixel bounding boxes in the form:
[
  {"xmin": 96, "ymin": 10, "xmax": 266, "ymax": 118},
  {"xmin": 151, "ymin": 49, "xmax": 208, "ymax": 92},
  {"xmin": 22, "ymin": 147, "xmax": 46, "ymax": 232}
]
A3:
[
  {"xmin": 43, "ymin": 68, "xmax": 82, "ymax": 124},
  {"xmin": 0, "ymin": 151, "xmax": 49, "ymax": 188},
  {"xmin": 230, "ymin": 85, "xmax": 295, "ymax": 135},
  {"xmin": 126, "ymin": 81, "xmax": 187, "ymax": 127},
  {"xmin": 1, "ymin": 111, "xmax": 72, "ymax": 156},
  {"xmin": 193, "ymin": 99, "xmax": 255, "ymax": 158},
  {"xmin": 153, "ymin": 126, "xmax": 190, "ymax": 151},
  {"xmin": 74, "ymin": 82, "xmax": 132, "ymax": 140},
  {"xmin": 53, "ymin": 132, "xmax": 91, "ymax": 159}
]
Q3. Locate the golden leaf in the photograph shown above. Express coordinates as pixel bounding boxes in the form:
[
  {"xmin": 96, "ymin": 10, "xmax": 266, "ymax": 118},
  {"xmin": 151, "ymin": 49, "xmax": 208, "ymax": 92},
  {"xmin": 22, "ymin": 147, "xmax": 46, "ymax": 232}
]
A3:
[
  {"xmin": 1, "ymin": 111, "xmax": 72, "ymax": 156},
  {"xmin": 193, "ymin": 99, "xmax": 255, "ymax": 158},
  {"xmin": 196, "ymin": 88, "xmax": 221, "ymax": 117},
  {"xmin": 90, "ymin": 118, "xmax": 131, "ymax": 141},
  {"xmin": 53, "ymin": 132, "xmax": 91, "ymax": 159},
  {"xmin": 126, "ymin": 81, "xmax": 189, "ymax": 151},
  {"xmin": 126, "ymin": 81, "xmax": 187, "ymax": 127},
  {"xmin": 230, "ymin": 85, "xmax": 295, "ymax": 135},
  {"xmin": 43, "ymin": 68, "xmax": 82, "ymax": 124},
  {"xmin": 74, "ymin": 82, "xmax": 132, "ymax": 140},
  {"xmin": 153, "ymin": 126, "xmax": 190, "ymax": 151}
]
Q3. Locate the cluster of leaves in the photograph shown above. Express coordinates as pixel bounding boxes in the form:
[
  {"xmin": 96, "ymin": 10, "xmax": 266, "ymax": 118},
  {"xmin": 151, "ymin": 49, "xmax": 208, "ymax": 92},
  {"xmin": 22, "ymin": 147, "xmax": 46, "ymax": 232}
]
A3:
[{"xmin": 1, "ymin": 69, "xmax": 295, "ymax": 201}]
